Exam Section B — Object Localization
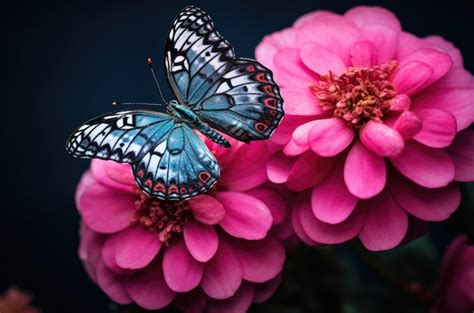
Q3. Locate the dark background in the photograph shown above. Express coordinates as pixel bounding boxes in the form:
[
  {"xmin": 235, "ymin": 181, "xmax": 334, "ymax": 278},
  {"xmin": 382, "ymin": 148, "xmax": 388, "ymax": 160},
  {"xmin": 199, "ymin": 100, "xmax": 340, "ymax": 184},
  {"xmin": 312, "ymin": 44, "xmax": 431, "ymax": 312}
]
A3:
[{"xmin": 4, "ymin": 0, "xmax": 474, "ymax": 312}]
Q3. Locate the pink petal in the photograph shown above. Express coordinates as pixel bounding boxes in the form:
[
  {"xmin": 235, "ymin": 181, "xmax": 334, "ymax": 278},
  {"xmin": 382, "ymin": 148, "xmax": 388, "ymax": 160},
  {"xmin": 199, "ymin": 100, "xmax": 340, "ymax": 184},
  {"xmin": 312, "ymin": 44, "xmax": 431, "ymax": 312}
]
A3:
[
  {"xmin": 448, "ymin": 130, "xmax": 474, "ymax": 182},
  {"xmin": 125, "ymin": 264, "xmax": 176, "ymax": 310},
  {"xmin": 75, "ymin": 171, "xmax": 95, "ymax": 209},
  {"xmin": 189, "ymin": 195, "xmax": 225, "ymax": 225},
  {"xmin": 217, "ymin": 192, "xmax": 272, "ymax": 240},
  {"xmin": 273, "ymin": 48, "xmax": 317, "ymax": 87},
  {"xmin": 111, "ymin": 228, "xmax": 161, "ymax": 270},
  {"xmin": 391, "ymin": 176, "xmax": 460, "ymax": 221},
  {"xmin": 280, "ymin": 87, "xmax": 325, "ymax": 116},
  {"xmin": 390, "ymin": 140, "xmax": 455, "ymax": 188},
  {"xmin": 79, "ymin": 223, "xmax": 104, "ymax": 281},
  {"xmin": 295, "ymin": 14, "xmax": 359, "ymax": 63},
  {"xmin": 390, "ymin": 111, "xmax": 423, "ymax": 140},
  {"xmin": 201, "ymin": 240, "xmax": 243, "ymax": 299},
  {"xmin": 428, "ymin": 68, "xmax": 474, "ymax": 90},
  {"xmin": 96, "ymin": 260, "xmax": 132, "ymax": 304},
  {"xmin": 398, "ymin": 49, "xmax": 452, "ymax": 87},
  {"xmin": 389, "ymin": 94, "xmax": 412, "ymax": 112},
  {"xmin": 162, "ymin": 239, "xmax": 204, "ymax": 292},
  {"xmin": 291, "ymin": 203, "xmax": 319, "ymax": 245},
  {"xmin": 266, "ymin": 151, "xmax": 294, "ymax": 183},
  {"xmin": 103, "ymin": 161, "xmax": 136, "ymax": 186},
  {"xmin": 312, "ymin": 163, "xmax": 358, "ymax": 224},
  {"xmin": 233, "ymin": 237, "xmax": 285, "ymax": 283},
  {"xmin": 412, "ymin": 109, "xmax": 457, "ymax": 148},
  {"xmin": 222, "ymin": 142, "xmax": 269, "ymax": 191},
  {"xmin": 424, "ymin": 35, "xmax": 464, "ymax": 68},
  {"xmin": 207, "ymin": 284, "xmax": 255, "ymax": 313},
  {"xmin": 358, "ymin": 190, "xmax": 408, "ymax": 251},
  {"xmin": 183, "ymin": 221, "xmax": 219, "ymax": 262},
  {"xmin": 292, "ymin": 120, "xmax": 320, "ymax": 146},
  {"xmin": 254, "ymin": 274, "xmax": 282, "ymax": 304},
  {"xmin": 359, "ymin": 121, "xmax": 404, "ymax": 157},
  {"xmin": 90, "ymin": 159, "xmax": 135, "ymax": 193},
  {"xmin": 344, "ymin": 141, "xmax": 386, "ymax": 199},
  {"xmin": 299, "ymin": 199, "xmax": 367, "ymax": 244},
  {"xmin": 345, "ymin": 6, "xmax": 401, "ymax": 31},
  {"xmin": 414, "ymin": 87, "xmax": 474, "ymax": 131},
  {"xmin": 246, "ymin": 187, "xmax": 287, "ymax": 225},
  {"xmin": 101, "ymin": 235, "xmax": 137, "ymax": 274},
  {"xmin": 270, "ymin": 115, "xmax": 314, "ymax": 145},
  {"xmin": 391, "ymin": 61, "xmax": 434, "ymax": 95},
  {"xmin": 255, "ymin": 27, "xmax": 297, "ymax": 69},
  {"xmin": 357, "ymin": 25, "xmax": 399, "ymax": 63},
  {"xmin": 300, "ymin": 42, "xmax": 346, "ymax": 75},
  {"xmin": 78, "ymin": 180, "xmax": 135, "ymax": 234},
  {"xmin": 283, "ymin": 138, "xmax": 310, "ymax": 156},
  {"xmin": 309, "ymin": 118, "xmax": 355, "ymax": 157},
  {"xmin": 293, "ymin": 11, "xmax": 338, "ymax": 28},
  {"xmin": 349, "ymin": 41, "xmax": 378, "ymax": 67},
  {"xmin": 286, "ymin": 151, "xmax": 335, "ymax": 191}
]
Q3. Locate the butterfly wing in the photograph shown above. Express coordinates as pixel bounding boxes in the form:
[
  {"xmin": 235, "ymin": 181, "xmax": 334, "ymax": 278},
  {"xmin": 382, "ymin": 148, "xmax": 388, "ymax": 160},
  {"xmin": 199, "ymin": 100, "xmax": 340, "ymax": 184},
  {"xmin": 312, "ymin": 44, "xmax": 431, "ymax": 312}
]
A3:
[
  {"xmin": 164, "ymin": 5, "xmax": 235, "ymax": 105},
  {"xmin": 193, "ymin": 58, "xmax": 284, "ymax": 142},
  {"xmin": 66, "ymin": 110, "xmax": 175, "ymax": 163},
  {"xmin": 132, "ymin": 123, "xmax": 220, "ymax": 200},
  {"xmin": 164, "ymin": 6, "xmax": 284, "ymax": 143}
]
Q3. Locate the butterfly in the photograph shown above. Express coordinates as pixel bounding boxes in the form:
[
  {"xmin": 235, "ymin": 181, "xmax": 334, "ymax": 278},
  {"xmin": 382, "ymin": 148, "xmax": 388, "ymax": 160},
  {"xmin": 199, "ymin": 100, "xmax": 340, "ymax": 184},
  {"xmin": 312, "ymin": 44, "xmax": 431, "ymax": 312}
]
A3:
[{"xmin": 66, "ymin": 5, "xmax": 284, "ymax": 200}]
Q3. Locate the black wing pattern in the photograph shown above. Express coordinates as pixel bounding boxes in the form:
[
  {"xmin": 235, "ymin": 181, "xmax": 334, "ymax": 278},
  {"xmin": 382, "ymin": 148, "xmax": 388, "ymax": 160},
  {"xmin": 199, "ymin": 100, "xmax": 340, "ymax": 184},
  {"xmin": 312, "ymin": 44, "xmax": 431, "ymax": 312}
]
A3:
[
  {"xmin": 66, "ymin": 111, "xmax": 174, "ymax": 163},
  {"xmin": 164, "ymin": 5, "xmax": 235, "ymax": 105}
]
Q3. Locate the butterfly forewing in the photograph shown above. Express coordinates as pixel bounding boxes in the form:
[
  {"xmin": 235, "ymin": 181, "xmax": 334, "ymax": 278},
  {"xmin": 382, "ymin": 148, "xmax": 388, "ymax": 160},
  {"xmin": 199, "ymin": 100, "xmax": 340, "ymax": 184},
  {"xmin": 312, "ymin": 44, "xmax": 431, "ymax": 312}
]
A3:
[
  {"xmin": 164, "ymin": 6, "xmax": 284, "ymax": 143},
  {"xmin": 132, "ymin": 123, "xmax": 220, "ymax": 200},
  {"xmin": 164, "ymin": 6, "xmax": 235, "ymax": 105},
  {"xmin": 66, "ymin": 111, "xmax": 175, "ymax": 163}
]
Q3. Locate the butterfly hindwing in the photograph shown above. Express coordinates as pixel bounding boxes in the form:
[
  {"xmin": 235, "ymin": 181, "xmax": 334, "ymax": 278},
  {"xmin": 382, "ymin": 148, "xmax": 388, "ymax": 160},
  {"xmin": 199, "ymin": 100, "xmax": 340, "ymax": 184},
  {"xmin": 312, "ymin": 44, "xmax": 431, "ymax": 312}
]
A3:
[
  {"xmin": 132, "ymin": 123, "xmax": 220, "ymax": 200},
  {"xmin": 193, "ymin": 58, "xmax": 284, "ymax": 142},
  {"xmin": 66, "ymin": 111, "xmax": 175, "ymax": 163},
  {"xmin": 164, "ymin": 5, "xmax": 235, "ymax": 105}
]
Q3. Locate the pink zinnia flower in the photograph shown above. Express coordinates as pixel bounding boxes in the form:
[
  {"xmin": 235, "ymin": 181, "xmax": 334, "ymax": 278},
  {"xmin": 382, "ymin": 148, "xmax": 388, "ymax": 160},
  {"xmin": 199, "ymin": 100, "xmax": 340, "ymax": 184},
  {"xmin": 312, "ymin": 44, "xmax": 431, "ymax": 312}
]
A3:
[
  {"xmin": 256, "ymin": 6, "xmax": 474, "ymax": 250},
  {"xmin": 431, "ymin": 235, "xmax": 474, "ymax": 313},
  {"xmin": 76, "ymin": 138, "xmax": 287, "ymax": 312}
]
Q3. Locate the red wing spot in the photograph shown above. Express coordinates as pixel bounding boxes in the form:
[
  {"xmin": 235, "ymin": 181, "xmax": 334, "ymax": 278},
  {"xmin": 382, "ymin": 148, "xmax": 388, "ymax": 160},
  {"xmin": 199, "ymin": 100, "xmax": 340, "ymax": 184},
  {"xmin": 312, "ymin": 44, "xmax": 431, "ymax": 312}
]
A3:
[
  {"xmin": 144, "ymin": 179, "xmax": 153, "ymax": 188},
  {"xmin": 255, "ymin": 122, "xmax": 269, "ymax": 133},
  {"xmin": 137, "ymin": 170, "xmax": 145, "ymax": 178},
  {"xmin": 180, "ymin": 187, "xmax": 188, "ymax": 194},
  {"xmin": 199, "ymin": 172, "xmax": 211, "ymax": 183},
  {"xmin": 154, "ymin": 183, "xmax": 166, "ymax": 192},
  {"xmin": 263, "ymin": 85, "xmax": 276, "ymax": 96},
  {"xmin": 246, "ymin": 65, "xmax": 255, "ymax": 72},
  {"xmin": 264, "ymin": 98, "xmax": 276, "ymax": 108},
  {"xmin": 267, "ymin": 109, "xmax": 277, "ymax": 116},
  {"xmin": 168, "ymin": 184, "xmax": 178, "ymax": 194},
  {"xmin": 255, "ymin": 73, "xmax": 267, "ymax": 82}
]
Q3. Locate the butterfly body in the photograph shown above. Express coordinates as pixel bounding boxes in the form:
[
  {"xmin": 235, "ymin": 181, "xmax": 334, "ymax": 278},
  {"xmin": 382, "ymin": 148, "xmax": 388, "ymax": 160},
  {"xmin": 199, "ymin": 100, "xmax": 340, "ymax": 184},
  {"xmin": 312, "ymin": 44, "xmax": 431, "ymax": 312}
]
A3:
[{"xmin": 67, "ymin": 6, "xmax": 284, "ymax": 200}]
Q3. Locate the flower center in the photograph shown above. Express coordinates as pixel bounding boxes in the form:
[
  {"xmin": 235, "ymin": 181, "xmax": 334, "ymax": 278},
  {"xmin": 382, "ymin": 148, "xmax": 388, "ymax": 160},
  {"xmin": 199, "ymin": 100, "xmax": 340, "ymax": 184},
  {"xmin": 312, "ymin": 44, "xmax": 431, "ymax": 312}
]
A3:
[
  {"xmin": 131, "ymin": 189, "xmax": 192, "ymax": 246},
  {"xmin": 310, "ymin": 61, "xmax": 398, "ymax": 129}
]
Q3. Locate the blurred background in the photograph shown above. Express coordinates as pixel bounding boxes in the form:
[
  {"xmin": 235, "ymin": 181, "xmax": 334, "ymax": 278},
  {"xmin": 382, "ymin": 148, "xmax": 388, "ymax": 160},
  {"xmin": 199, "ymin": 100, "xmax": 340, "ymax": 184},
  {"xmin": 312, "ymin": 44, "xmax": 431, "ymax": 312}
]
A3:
[{"xmin": 4, "ymin": 0, "xmax": 474, "ymax": 312}]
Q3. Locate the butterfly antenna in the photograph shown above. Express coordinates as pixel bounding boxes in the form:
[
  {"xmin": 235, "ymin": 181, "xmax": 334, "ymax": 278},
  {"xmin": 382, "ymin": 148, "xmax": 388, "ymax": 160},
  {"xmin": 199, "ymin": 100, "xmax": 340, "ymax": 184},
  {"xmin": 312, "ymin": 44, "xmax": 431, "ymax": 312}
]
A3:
[
  {"xmin": 147, "ymin": 57, "xmax": 168, "ymax": 104},
  {"xmin": 112, "ymin": 101, "xmax": 159, "ymax": 106}
]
